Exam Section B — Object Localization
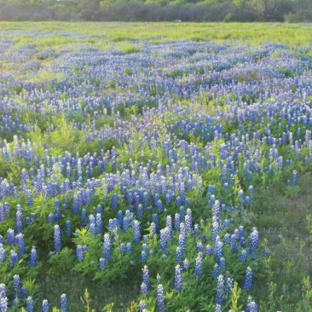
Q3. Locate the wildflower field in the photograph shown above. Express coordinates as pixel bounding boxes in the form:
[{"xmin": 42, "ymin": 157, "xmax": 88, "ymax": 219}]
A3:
[{"xmin": 1, "ymin": 22, "xmax": 312, "ymax": 311}]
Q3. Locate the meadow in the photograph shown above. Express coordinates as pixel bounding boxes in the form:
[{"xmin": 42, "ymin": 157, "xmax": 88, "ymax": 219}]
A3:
[{"xmin": 0, "ymin": 22, "xmax": 312, "ymax": 311}]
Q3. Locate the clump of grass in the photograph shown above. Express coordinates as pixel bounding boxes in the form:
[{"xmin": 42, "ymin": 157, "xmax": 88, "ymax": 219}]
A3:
[{"xmin": 116, "ymin": 42, "xmax": 141, "ymax": 54}]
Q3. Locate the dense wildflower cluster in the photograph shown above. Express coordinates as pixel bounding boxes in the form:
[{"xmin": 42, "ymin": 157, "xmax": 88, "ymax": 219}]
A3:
[{"xmin": 0, "ymin": 29, "xmax": 311, "ymax": 310}]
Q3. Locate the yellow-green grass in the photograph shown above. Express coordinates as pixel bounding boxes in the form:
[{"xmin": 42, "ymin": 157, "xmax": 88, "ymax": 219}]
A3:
[{"xmin": 1, "ymin": 22, "xmax": 312, "ymax": 49}]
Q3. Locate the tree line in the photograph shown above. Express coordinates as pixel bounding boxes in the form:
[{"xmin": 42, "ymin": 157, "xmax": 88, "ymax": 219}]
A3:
[{"xmin": 0, "ymin": 0, "xmax": 311, "ymax": 22}]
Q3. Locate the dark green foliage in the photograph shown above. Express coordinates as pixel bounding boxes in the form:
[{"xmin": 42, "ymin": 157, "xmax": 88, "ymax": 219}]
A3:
[{"xmin": 0, "ymin": 0, "xmax": 311, "ymax": 22}]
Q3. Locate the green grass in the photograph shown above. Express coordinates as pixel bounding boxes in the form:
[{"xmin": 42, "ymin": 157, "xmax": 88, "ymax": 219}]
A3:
[
  {"xmin": 1, "ymin": 22, "xmax": 312, "ymax": 50},
  {"xmin": 253, "ymin": 173, "xmax": 312, "ymax": 311}
]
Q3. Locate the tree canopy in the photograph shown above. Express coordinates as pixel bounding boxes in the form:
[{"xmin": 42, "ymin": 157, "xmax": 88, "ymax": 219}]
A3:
[{"xmin": 0, "ymin": 0, "xmax": 311, "ymax": 22}]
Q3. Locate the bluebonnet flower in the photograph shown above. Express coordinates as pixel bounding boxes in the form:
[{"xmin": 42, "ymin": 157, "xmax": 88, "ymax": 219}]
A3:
[
  {"xmin": 224, "ymin": 233, "xmax": 231, "ymax": 245},
  {"xmin": 238, "ymin": 225, "xmax": 245, "ymax": 238},
  {"xmin": 212, "ymin": 264, "xmax": 220, "ymax": 279},
  {"xmin": 15, "ymin": 207, "xmax": 23, "ymax": 233},
  {"xmin": 98, "ymin": 257, "xmax": 106, "ymax": 270},
  {"xmin": 26, "ymin": 296, "xmax": 34, "ymax": 312},
  {"xmin": 119, "ymin": 243, "xmax": 126, "ymax": 253},
  {"xmin": 108, "ymin": 218, "xmax": 120, "ymax": 236},
  {"xmin": 142, "ymin": 265, "xmax": 150, "ymax": 291},
  {"xmin": 139, "ymin": 300, "xmax": 147, "ymax": 311},
  {"xmin": 179, "ymin": 206, "xmax": 186, "ymax": 221},
  {"xmin": 60, "ymin": 294, "xmax": 68, "ymax": 312},
  {"xmin": 156, "ymin": 284, "xmax": 166, "ymax": 312},
  {"xmin": 54, "ymin": 225, "xmax": 62, "ymax": 252},
  {"xmin": 0, "ymin": 205, "xmax": 5, "ymax": 222},
  {"xmin": 137, "ymin": 204, "xmax": 143, "ymax": 220},
  {"xmin": 88, "ymin": 214, "xmax": 96, "ymax": 235},
  {"xmin": 48, "ymin": 213, "xmax": 54, "ymax": 223},
  {"xmin": 208, "ymin": 185, "xmax": 216, "ymax": 196},
  {"xmin": 111, "ymin": 193, "xmax": 118, "ymax": 210},
  {"xmin": 206, "ymin": 244, "xmax": 212, "ymax": 256},
  {"xmin": 209, "ymin": 194, "xmax": 215, "ymax": 208},
  {"xmin": 140, "ymin": 282, "xmax": 148, "ymax": 294},
  {"xmin": 243, "ymin": 267, "xmax": 253, "ymax": 291},
  {"xmin": 152, "ymin": 214, "xmax": 159, "ymax": 231},
  {"xmin": 133, "ymin": 220, "xmax": 141, "ymax": 244},
  {"xmin": 174, "ymin": 213, "xmax": 180, "ymax": 230},
  {"xmin": 166, "ymin": 215, "xmax": 172, "ymax": 236},
  {"xmin": 76, "ymin": 245, "xmax": 85, "ymax": 262},
  {"xmin": 292, "ymin": 170, "xmax": 297, "ymax": 184},
  {"xmin": 30, "ymin": 246, "xmax": 37, "ymax": 267},
  {"xmin": 42, "ymin": 299, "xmax": 49, "ymax": 312},
  {"xmin": 149, "ymin": 222, "xmax": 156, "ymax": 236},
  {"xmin": 13, "ymin": 275, "xmax": 21, "ymax": 299},
  {"xmin": 141, "ymin": 244, "xmax": 148, "ymax": 263},
  {"xmin": 212, "ymin": 219, "xmax": 219, "ymax": 242},
  {"xmin": 240, "ymin": 249, "xmax": 248, "ymax": 263},
  {"xmin": 219, "ymin": 257, "xmax": 226, "ymax": 270},
  {"xmin": 95, "ymin": 213, "xmax": 103, "ymax": 235},
  {"xmin": 194, "ymin": 223, "xmax": 200, "ymax": 236},
  {"xmin": 123, "ymin": 210, "xmax": 132, "ymax": 232},
  {"xmin": 72, "ymin": 193, "xmax": 81, "ymax": 215},
  {"xmin": 183, "ymin": 258, "xmax": 190, "ymax": 270},
  {"xmin": 213, "ymin": 200, "xmax": 220, "ymax": 219},
  {"xmin": 27, "ymin": 191, "xmax": 33, "ymax": 207},
  {"xmin": 65, "ymin": 221, "xmax": 71, "ymax": 238},
  {"xmin": 194, "ymin": 252, "xmax": 203, "ymax": 277},
  {"xmin": 54, "ymin": 200, "xmax": 60, "ymax": 221},
  {"xmin": 156, "ymin": 199, "xmax": 163, "ymax": 212},
  {"xmin": 126, "ymin": 242, "xmax": 132, "ymax": 254},
  {"xmin": 96, "ymin": 205, "xmax": 102, "ymax": 214},
  {"xmin": 134, "ymin": 193, "xmax": 140, "ymax": 208},
  {"xmin": 245, "ymin": 196, "xmax": 251, "ymax": 206},
  {"xmin": 103, "ymin": 234, "xmax": 111, "ymax": 261},
  {"xmin": 0, "ymin": 245, "xmax": 6, "ymax": 264},
  {"xmin": 225, "ymin": 277, "xmax": 234, "ymax": 295},
  {"xmin": 249, "ymin": 227, "xmax": 259, "ymax": 254},
  {"xmin": 215, "ymin": 274, "xmax": 224, "ymax": 305},
  {"xmin": 117, "ymin": 210, "xmax": 123, "ymax": 228},
  {"xmin": 16, "ymin": 233, "xmax": 25, "ymax": 257},
  {"xmin": 214, "ymin": 238, "xmax": 224, "ymax": 262},
  {"xmin": 7, "ymin": 229, "xmax": 15, "ymax": 245},
  {"xmin": 160, "ymin": 227, "xmax": 171, "ymax": 256},
  {"xmin": 10, "ymin": 250, "xmax": 18, "ymax": 267},
  {"xmin": 180, "ymin": 185, "xmax": 186, "ymax": 204},
  {"xmin": 185, "ymin": 209, "xmax": 192, "ymax": 232},
  {"xmin": 231, "ymin": 234, "xmax": 238, "ymax": 254},
  {"xmin": 141, "ymin": 249, "xmax": 148, "ymax": 263},
  {"xmin": 165, "ymin": 192, "xmax": 172, "ymax": 204},
  {"xmin": 81, "ymin": 209, "xmax": 87, "ymax": 225},
  {"xmin": 21, "ymin": 168, "xmax": 30, "ymax": 191},
  {"xmin": 0, "ymin": 284, "xmax": 8, "ymax": 312},
  {"xmin": 238, "ymin": 189, "xmax": 244, "ymax": 206},
  {"xmin": 223, "ymin": 182, "xmax": 229, "ymax": 195},
  {"xmin": 245, "ymin": 296, "xmax": 258, "ymax": 312},
  {"xmin": 196, "ymin": 241, "xmax": 204, "ymax": 252},
  {"xmin": 240, "ymin": 236, "xmax": 247, "ymax": 248},
  {"xmin": 176, "ymin": 246, "xmax": 184, "ymax": 265},
  {"xmin": 174, "ymin": 264, "xmax": 183, "ymax": 292}
]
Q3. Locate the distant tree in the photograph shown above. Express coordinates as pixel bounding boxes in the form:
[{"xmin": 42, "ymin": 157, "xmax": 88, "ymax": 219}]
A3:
[
  {"xmin": 0, "ymin": 0, "xmax": 311, "ymax": 21},
  {"xmin": 247, "ymin": 0, "xmax": 280, "ymax": 20},
  {"xmin": 79, "ymin": 0, "xmax": 100, "ymax": 20}
]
